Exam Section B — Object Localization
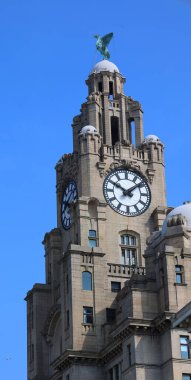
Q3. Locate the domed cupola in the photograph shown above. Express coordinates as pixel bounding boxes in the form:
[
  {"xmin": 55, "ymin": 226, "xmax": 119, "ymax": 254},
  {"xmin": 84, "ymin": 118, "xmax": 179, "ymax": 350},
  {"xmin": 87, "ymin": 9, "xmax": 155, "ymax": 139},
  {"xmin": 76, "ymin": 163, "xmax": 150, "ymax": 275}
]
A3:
[
  {"xmin": 90, "ymin": 60, "xmax": 120, "ymax": 74},
  {"xmin": 86, "ymin": 59, "xmax": 125, "ymax": 98},
  {"xmin": 142, "ymin": 134, "xmax": 163, "ymax": 145},
  {"xmin": 162, "ymin": 202, "xmax": 191, "ymax": 234},
  {"xmin": 79, "ymin": 125, "xmax": 98, "ymax": 136}
]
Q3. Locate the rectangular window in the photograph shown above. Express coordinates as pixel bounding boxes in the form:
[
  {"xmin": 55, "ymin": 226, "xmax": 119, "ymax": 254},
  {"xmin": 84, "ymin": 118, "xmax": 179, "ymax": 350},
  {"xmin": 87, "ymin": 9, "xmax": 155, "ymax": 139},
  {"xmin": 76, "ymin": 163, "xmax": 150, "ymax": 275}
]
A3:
[
  {"xmin": 180, "ymin": 336, "xmax": 189, "ymax": 359},
  {"xmin": 120, "ymin": 234, "xmax": 138, "ymax": 266},
  {"xmin": 176, "ymin": 265, "xmax": 184, "ymax": 284},
  {"xmin": 89, "ymin": 229, "xmax": 96, "ymax": 237},
  {"xmin": 109, "ymin": 368, "xmax": 113, "ymax": 380},
  {"xmin": 98, "ymin": 82, "xmax": 103, "ymax": 92},
  {"xmin": 132, "ymin": 250, "xmax": 136, "ymax": 265},
  {"xmin": 66, "ymin": 310, "xmax": 70, "ymax": 328},
  {"xmin": 109, "ymin": 81, "xmax": 113, "ymax": 95},
  {"xmin": 88, "ymin": 230, "xmax": 97, "ymax": 248},
  {"xmin": 109, "ymin": 363, "xmax": 122, "ymax": 380},
  {"xmin": 182, "ymin": 375, "xmax": 191, "ymax": 380},
  {"xmin": 121, "ymin": 236, "xmax": 125, "ymax": 245},
  {"xmin": 130, "ymin": 236, "xmax": 136, "ymax": 245},
  {"xmin": 121, "ymin": 249, "xmax": 125, "ymax": 265},
  {"xmin": 111, "ymin": 281, "xmax": 121, "ymax": 293},
  {"xmin": 114, "ymin": 364, "xmax": 119, "ymax": 380},
  {"xmin": 127, "ymin": 344, "xmax": 132, "ymax": 367},
  {"xmin": 126, "ymin": 249, "xmax": 130, "ymax": 265},
  {"xmin": 106, "ymin": 308, "xmax": 116, "ymax": 323},
  {"xmin": 83, "ymin": 306, "xmax": 93, "ymax": 324}
]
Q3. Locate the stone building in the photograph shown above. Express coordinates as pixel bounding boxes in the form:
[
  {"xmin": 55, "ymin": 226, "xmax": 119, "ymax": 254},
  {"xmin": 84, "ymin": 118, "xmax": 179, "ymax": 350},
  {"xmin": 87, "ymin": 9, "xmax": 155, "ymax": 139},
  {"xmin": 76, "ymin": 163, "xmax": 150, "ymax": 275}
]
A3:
[{"xmin": 25, "ymin": 59, "xmax": 191, "ymax": 380}]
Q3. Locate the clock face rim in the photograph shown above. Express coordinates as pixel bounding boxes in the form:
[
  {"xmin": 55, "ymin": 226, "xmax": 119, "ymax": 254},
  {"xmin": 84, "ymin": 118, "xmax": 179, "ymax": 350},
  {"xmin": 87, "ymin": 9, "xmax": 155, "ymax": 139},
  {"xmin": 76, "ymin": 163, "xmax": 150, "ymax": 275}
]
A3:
[
  {"xmin": 103, "ymin": 168, "xmax": 151, "ymax": 217},
  {"xmin": 61, "ymin": 180, "xmax": 78, "ymax": 230}
]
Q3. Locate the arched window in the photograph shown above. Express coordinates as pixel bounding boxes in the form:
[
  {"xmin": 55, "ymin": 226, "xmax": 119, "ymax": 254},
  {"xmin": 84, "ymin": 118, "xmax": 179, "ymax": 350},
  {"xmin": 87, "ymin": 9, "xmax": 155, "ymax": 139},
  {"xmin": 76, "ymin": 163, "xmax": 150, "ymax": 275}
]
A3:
[
  {"xmin": 82, "ymin": 271, "xmax": 92, "ymax": 291},
  {"xmin": 120, "ymin": 234, "xmax": 139, "ymax": 266}
]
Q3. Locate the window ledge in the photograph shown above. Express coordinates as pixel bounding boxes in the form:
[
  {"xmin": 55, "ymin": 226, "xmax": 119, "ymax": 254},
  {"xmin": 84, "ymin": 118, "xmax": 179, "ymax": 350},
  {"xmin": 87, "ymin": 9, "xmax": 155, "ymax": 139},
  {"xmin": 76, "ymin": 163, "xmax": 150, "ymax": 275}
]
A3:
[
  {"xmin": 174, "ymin": 283, "xmax": 187, "ymax": 286},
  {"xmin": 82, "ymin": 289, "xmax": 92, "ymax": 292},
  {"xmin": 81, "ymin": 323, "xmax": 96, "ymax": 336}
]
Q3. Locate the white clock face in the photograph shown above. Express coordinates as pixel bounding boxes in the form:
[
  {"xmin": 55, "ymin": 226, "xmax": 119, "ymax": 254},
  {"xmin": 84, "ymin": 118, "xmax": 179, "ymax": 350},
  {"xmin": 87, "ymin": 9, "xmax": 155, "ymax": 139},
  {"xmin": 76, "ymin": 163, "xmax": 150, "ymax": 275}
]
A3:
[
  {"xmin": 103, "ymin": 169, "xmax": 151, "ymax": 216},
  {"xmin": 61, "ymin": 181, "xmax": 78, "ymax": 230}
]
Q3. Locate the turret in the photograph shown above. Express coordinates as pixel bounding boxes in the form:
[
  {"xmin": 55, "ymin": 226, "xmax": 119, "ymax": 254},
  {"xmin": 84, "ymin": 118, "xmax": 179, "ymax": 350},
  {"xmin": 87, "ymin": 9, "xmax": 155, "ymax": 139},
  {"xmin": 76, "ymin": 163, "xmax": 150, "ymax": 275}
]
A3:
[{"xmin": 73, "ymin": 60, "xmax": 144, "ymax": 151}]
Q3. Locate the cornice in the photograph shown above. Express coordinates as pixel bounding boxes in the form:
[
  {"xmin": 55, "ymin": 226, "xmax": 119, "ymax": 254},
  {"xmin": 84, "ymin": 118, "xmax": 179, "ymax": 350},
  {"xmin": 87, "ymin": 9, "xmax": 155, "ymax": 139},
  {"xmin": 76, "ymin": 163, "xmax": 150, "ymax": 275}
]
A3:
[{"xmin": 25, "ymin": 284, "xmax": 51, "ymax": 301}]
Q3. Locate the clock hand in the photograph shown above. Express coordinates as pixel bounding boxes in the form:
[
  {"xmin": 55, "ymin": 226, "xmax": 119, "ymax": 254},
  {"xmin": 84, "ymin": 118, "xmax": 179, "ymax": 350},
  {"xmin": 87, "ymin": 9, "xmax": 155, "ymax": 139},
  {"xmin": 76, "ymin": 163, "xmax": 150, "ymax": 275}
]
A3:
[
  {"xmin": 67, "ymin": 191, "xmax": 75, "ymax": 208},
  {"xmin": 115, "ymin": 182, "xmax": 134, "ymax": 197},
  {"xmin": 62, "ymin": 201, "xmax": 69, "ymax": 214},
  {"xmin": 124, "ymin": 181, "xmax": 144, "ymax": 196},
  {"xmin": 115, "ymin": 182, "xmax": 127, "ymax": 192},
  {"xmin": 62, "ymin": 192, "xmax": 74, "ymax": 214}
]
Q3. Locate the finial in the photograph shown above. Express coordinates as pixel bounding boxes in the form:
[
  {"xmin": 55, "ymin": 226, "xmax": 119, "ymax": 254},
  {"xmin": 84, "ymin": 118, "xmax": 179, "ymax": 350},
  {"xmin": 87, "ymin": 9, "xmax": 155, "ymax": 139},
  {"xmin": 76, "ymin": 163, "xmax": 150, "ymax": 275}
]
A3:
[{"xmin": 93, "ymin": 32, "xmax": 113, "ymax": 60}]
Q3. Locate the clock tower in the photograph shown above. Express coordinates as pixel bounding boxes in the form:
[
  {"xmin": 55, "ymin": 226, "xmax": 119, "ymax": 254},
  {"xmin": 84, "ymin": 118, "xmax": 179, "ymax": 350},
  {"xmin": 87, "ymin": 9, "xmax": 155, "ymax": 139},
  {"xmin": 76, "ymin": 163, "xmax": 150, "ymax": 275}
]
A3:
[
  {"xmin": 56, "ymin": 59, "xmax": 166, "ymax": 259},
  {"xmin": 26, "ymin": 59, "xmax": 191, "ymax": 380}
]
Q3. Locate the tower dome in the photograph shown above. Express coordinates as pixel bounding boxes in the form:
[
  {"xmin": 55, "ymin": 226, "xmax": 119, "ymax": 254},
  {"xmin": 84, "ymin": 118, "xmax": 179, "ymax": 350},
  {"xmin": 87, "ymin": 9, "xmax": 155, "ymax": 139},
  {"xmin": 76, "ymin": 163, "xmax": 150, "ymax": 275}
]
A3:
[
  {"xmin": 143, "ymin": 134, "xmax": 162, "ymax": 144},
  {"xmin": 79, "ymin": 125, "xmax": 98, "ymax": 136},
  {"xmin": 91, "ymin": 60, "xmax": 120, "ymax": 74},
  {"xmin": 162, "ymin": 202, "xmax": 191, "ymax": 234}
]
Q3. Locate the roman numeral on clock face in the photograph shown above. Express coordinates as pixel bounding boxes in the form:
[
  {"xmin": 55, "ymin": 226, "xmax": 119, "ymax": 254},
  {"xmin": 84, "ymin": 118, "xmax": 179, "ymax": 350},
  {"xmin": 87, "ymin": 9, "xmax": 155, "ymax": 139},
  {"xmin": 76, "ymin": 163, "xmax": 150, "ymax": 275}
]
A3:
[
  {"xmin": 103, "ymin": 169, "xmax": 151, "ymax": 217},
  {"xmin": 109, "ymin": 197, "xmax": 115, "ymax": 202},
  {"xmin": 116, "ymin": 203, "xmax": 121, "ymax": 210}
]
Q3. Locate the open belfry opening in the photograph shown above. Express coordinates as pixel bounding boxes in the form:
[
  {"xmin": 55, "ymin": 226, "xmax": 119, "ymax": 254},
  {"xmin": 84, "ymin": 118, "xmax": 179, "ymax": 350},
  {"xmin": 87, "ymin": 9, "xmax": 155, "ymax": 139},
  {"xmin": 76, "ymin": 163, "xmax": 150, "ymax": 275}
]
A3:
[{"xmin": 25, "ymin": 54, "xmax": 191, "ymax": 380}]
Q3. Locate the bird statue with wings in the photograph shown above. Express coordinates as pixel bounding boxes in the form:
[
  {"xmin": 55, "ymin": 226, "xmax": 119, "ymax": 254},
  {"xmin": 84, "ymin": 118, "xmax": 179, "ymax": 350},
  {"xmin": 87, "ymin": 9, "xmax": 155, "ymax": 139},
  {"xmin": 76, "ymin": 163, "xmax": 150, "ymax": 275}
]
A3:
[{"xmin": 94, "ymin": 32, "xmax": 113, "ymax": 60}]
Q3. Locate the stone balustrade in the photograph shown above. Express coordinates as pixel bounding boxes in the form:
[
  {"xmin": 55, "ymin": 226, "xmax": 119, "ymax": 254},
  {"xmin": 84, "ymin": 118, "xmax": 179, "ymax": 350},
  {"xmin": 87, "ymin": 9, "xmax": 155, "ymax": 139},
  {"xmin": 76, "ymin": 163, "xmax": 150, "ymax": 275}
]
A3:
[{"xmin": 107, "ymin": 263, "xmax": 145, "ymax": 277}]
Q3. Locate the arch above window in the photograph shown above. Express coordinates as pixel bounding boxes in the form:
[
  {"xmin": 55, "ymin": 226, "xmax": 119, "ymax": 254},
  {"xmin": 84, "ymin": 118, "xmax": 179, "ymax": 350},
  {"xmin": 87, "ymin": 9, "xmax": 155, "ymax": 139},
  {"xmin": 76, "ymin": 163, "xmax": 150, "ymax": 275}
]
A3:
[{"xmin": 82, "ymin": 271, "xmax": 92, "ymax": 291}]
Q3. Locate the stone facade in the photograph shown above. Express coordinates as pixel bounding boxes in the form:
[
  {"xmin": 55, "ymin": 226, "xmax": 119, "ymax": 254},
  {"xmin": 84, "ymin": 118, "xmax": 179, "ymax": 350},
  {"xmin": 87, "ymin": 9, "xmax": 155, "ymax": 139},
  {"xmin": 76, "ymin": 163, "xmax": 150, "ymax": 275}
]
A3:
[{"xmin": 25, "ymin": 60, "xmax": 191, "ymax": 380}]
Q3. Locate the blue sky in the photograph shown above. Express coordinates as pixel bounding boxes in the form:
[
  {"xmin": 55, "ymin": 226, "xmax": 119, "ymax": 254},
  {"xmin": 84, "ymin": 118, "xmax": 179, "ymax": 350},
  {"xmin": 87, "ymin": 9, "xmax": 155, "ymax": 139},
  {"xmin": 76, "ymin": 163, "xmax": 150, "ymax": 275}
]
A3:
[{"xmin": 0, "ymin": 0, "xmax": 191, "ymax": 378}]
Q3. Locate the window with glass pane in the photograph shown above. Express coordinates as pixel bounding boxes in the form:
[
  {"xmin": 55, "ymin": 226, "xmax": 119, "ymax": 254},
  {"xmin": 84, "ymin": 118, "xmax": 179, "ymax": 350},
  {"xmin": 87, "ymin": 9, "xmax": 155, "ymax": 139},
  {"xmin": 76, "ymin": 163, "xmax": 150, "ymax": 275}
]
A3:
[
  {"xmin": 83, "ymin": 306, "xmax": 93, "ymax": 324},
  {"xmin": 88, "ymin": 230, "xmax": 97, "ymax": 247},
  {"xmin": 121, "ymin": 249, "xmax": 125, "ymax": 265},
  {"xmin": 114, "ymin": 364, "xmax": 119, "ymax": 380},
  {"xmin": 66, "ymin": 310, "xmax": 70, "ymax": 328},
  {"xmin": 111, "ymin": 281, "xmax": 121, "ymax": 293},
  {"xmin": 109, "ymin": 368, "xmax": 113, "ymax": 380},
  {"xmin": 175, "ymin": 265, "xmax": 184, "ymax": 284},
  {"xmin": 120, "ymin": 234, "xmax": 138, "ymax": 266},
  {"xmin": 82, "ymin": 271, "xmax": 92, "ymax": 291},
  {"xmin": 109, "ymin": 363, "xmax": 122, "ymax": 380},
  {"xmin": 180, "ymin": 336, "xmax": 189, "ymax": 359},
  {"xmin": 182, "ymin": 375, "xmax": 191, "ymax": 380},
  {"xmin": 127, "ymin": 344, "xmax": 132, "ymax": 367}
]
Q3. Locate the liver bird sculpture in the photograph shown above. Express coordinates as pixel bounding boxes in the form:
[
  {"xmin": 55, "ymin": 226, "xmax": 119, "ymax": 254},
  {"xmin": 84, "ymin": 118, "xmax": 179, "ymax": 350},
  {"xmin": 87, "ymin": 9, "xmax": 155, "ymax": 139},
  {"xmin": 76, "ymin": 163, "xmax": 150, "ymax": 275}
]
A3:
[{"xmin": 94, "ymin": 32, "xmax": 113, "ymax": 60}]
